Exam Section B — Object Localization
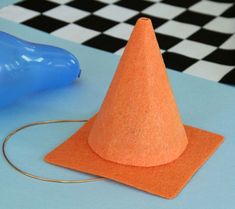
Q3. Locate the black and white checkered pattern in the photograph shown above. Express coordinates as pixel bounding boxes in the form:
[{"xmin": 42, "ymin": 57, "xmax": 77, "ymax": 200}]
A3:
[{"xmin": 0, "ymin": 0, "xmax": 234, "ymax": 85}]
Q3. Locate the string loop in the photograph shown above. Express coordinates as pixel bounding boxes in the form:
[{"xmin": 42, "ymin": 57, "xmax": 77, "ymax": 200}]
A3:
[{"xmin": 2, "ymin": 119, "xmax": 104, "ymax": 183}]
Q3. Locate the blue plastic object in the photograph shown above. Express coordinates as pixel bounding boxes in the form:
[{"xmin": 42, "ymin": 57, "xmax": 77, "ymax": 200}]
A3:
[{"xmin": 0, "ymin": 31, "xmax": 81, "ymax": 108}]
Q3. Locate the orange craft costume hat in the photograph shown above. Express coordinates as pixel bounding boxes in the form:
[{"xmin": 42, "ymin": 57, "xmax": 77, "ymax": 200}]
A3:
[{"xmin": 45, "ymin": 18, "xmax": 223, "ymax": 199}]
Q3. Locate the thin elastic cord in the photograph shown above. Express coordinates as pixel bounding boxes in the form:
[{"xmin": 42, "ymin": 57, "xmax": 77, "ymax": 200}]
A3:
[{"xmin": 2, "ymin": 119, "xmax": 104, "ymax": 183}]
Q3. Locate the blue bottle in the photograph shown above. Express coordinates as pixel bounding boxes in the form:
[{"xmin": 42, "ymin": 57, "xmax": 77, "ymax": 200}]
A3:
[{"xmin": 0, "ymin": 31, "xmax": 81, "ymax": 108}]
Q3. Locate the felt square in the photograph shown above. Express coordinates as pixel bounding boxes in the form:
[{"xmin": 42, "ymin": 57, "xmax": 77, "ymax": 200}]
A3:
[{"xmin": 45, "ymin": 116, "xmax": 223, "ymax": 199}]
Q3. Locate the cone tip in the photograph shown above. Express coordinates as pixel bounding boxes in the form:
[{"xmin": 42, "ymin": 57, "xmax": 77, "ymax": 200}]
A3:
[{"xmin": 137, "ymin": 17, "xmax": 152, "ymax": 24}]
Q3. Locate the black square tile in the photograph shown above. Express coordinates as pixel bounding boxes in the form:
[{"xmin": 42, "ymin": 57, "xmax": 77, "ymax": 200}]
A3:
[
  {"xmin": 220, "ymin": 68, "xmax": 235, "ymax": 85},
  {"xmin": 83, "ymin": 34, "xmax": 127, "ymax": 53},
  {"xmin": 155, "ymin": 33, "xmax": 181, "ymax": 50},
  {"xmin": 221, "ymin": 4, "xmax": 235, "ymax": 17},
  {"xmin": 162, "ymin": 52, "xmax": 197, "ymax": 71},
  {"xmin": 22, "ymin": 15, "xmax": 67, "ymax": 33},
  {"xmin": 188, "ymin": 29, "xmax": 232, "ymax": 46},
  {"xmin": 204, "ymin": 49, "xmax": 235, "ymax": 66},
  {"xmin": 67, "ymin": 0, "xmax": 106, "ymax": 12},
  {"xmin": 162, "ymin": 0, "xmax": 199, "ymax": 8},
  {"xmin": 115, "ymin": 0, "xmax": 154, "ymax": 11},
  {"xmin": 174, "ymin": 10, "xmax": 214, "ymax": 26},
  {"xmin": 16, "ymin": 0, "xmax": 59, "ymax": 13},
  {"xmin": 75, "ymin": 15, "xmax": 118, "ymax": 32},
  {"xmin": 126, "ymin": 13, "xmax": 167, "ymax": 29}
]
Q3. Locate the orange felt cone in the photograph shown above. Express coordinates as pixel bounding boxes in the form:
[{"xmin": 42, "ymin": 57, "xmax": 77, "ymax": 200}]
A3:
[
  {"xmin": 45, "ymin": 18, "xmax": 223, "ymax": 199},
  {"xmin": 88, "ymin": 17, "xmax": 188, "ymax": 167}
]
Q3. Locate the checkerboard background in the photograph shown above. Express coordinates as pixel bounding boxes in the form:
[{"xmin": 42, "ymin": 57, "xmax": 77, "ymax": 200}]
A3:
[{"xmin": 0, "ymin": 0, "xmax": 234, "ymax": 85}]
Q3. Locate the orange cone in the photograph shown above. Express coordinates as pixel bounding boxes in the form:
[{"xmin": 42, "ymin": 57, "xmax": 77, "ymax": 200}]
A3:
[
  {"xmin": 45, "ymin": 17, "xmax": 223, "ymax": 199},
  {"xmin": 88, "ymin": 18, "xmax": 188, "ymax": 167}
]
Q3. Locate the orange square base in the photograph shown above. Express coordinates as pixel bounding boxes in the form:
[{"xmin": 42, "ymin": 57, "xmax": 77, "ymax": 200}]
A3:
[{"xmin": 45, "ymin": 117, "xmax": 223, "ymax": 199}]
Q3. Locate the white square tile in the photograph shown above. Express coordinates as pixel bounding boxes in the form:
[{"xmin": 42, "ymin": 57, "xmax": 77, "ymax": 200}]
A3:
[
  {"xmin": 220, "ymin": 34, "xmax": 235, "ymax": 50},
  {"xmin": 0, "ymin": 5, "xmax": 39, "ymax": 23},
  {"xmin": 184, "ymin": 60, "xmax": 234, "ymax": 81},
  {"xmin": 160, "ymin": 49, "xmax": 165, "ymax": 54},
  {"xmin": 97, "ymin": 0, "xmax": 119, "ymax": 3},
  {"xmin": 169, "ymin": 40, "xmax": 216, "ymax": 59},
  {"xmin": 94, "ymin": 5, "xmax": 138, "ymax": 22},
  {"xmin": 44, "ymin": 5, "xmax": 89, "ymax": 23},
  {"xmin": 115, "ymin": 47, "xmax": 125, "ymax": 56},
  {"xmin": 104, "ymin": 23, "xmax": 134, "ymax": 40},
  {"xmin": 156, "ymin": 20, "xmax": 200, "ymax": 39},
  {"xmin": 204, "ymin": 17, "xmax": 235, "ymax": 34},
  {"xmin": 142, "ymin": 3, "xmax": 185, "ymax": 19},
  {"xmin": 51, "ymin": 24, "xmax": 100, "ymax": 43},
  {"xmin": 48, "ymin": 0, "xmax": 72, "ymax": 4},
  {"xmin": 189, "ymin": 0, "xmax": 232, "ymax": 16}
]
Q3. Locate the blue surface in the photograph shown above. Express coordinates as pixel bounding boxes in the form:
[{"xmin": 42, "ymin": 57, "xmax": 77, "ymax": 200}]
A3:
[
  {"xmin": 0, "ymin": 31, "xmax": 80, "ymax": 107},
  {"xmin": 0, "ymin": 0, "xmax": 19, "ymax": 8},
  {"xmin": 0, "ymin": 18, "xmax": 235, "ymax": 209}
]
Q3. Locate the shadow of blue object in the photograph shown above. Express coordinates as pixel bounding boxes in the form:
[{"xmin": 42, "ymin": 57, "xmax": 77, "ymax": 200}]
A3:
[{"xmin": 0, "ymin": 31, "xmax": 81, "ymax": 108}]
